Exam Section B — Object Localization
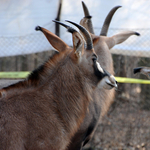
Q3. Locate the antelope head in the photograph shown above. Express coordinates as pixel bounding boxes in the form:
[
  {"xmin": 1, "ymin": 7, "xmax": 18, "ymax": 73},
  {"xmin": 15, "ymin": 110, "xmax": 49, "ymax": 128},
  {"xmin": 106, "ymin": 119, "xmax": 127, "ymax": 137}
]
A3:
[
  {"xmin": 80, "ymin": 2, "xmax": 140, "ymax": 71},
  {"xmin": 36, "ymin": 20, "xmax": 117, "ymax": 90},
  {"xmin": 134, "ymin": 67, "xmax": 150, "ymax": 79}
]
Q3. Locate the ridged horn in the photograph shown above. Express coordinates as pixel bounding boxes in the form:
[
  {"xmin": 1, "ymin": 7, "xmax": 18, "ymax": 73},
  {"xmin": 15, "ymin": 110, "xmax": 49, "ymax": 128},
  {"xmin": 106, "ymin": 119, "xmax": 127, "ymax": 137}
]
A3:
[
  {"xmin": 100, "ymin": 6, "xmax": 122, "ymax": 36},
  {"xmin": 52, "ymin": 20, "xmax": 77, "ymax": 34},
  {"xmin": 66, "ymin": 20, "xmax": 93, "ymax": 50},
  {"xmin": 82, "ymin": 1, "xmax": 90, "ymax": 17},
  {"xmin": 82, "ymin": 1, "xmax": 94, "ymax": 34}
]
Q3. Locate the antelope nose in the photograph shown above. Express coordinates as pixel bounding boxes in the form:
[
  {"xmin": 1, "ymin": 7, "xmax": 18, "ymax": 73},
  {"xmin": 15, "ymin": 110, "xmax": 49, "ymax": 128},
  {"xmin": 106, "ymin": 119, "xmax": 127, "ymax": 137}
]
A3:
[
  {"xmin": 114, "ymin": 81, "xmax": 118, "ymax": 88},
  {"xmin": 110, "ymin": 75, "xmax": 117, "ymax": 88}
]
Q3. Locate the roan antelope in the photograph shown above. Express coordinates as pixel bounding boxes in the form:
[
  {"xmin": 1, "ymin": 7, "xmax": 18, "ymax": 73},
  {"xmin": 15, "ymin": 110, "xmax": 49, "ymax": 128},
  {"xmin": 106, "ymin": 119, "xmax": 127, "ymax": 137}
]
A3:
[
  {"xmin": 0, "ymin": 21, "xmax": 117, "ymax": 150},
  {"xmin": 67, "ymin": 2, "xmax": 140, "ymax": 149}
]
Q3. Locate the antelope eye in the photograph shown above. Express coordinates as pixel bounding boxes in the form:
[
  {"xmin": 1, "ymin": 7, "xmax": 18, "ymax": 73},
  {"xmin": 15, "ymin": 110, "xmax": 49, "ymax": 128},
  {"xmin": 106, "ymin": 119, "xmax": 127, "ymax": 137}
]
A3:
[{"xmin": 92, "ymin": 54, "xmax": 98, "ymax": 61}]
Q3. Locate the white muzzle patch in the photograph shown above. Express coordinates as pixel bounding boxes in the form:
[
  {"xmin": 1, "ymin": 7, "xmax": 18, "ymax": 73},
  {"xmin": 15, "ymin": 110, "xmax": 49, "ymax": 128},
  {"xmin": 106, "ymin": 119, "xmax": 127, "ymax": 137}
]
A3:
[
  {"xmin": 98, "ymin": 75, "xmax": 117, "ymax": 90},
  {"xmin": 94, "ymin": 61, "xmax": 117, "ymax": 90},
  {"xmin": 142, "ymin": 68, "xmax": 150, "ymax": 78}
]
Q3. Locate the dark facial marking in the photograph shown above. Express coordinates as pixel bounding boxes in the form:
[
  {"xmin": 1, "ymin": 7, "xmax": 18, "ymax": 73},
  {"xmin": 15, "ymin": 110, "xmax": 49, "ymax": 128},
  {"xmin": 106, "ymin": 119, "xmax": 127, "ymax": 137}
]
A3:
[
  {"xmin": 133, "ymin": 67, "xmax": 142, "ymax": 74},
  {"xmin": 92, "ymin": 54, "xmax": 98, "ymax": 61},
  {"xmin": 93, "ymin": 60, "xmax": 106, "ymax": 79}
]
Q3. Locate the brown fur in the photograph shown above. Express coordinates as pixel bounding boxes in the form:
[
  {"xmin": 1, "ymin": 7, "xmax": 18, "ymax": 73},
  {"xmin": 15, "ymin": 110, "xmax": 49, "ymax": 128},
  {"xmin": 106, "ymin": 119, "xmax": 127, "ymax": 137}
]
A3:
[
  {"xmin": 67, "ymin": 33, "xmax": 115, "ymax": 150},
  {"xmin": 0, "ymin": 25, "xmax": 107, "ymax": 150},
  {"xmin": 67, "ymin": 4, "xmax": 139, "ymax": 150}
]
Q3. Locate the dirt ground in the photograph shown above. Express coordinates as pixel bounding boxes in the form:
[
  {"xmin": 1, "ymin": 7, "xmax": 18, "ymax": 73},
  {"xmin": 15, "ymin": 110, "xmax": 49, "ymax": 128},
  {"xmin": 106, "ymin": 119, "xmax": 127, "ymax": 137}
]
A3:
[
  {"xmin": 84, "ymin": 91, "xmax": 150, "ymax": 150},
  {"xmin": 84, "ymin": 101, "xmax": 150, "ymax": 150},
  {"xmin": 1, "ymin": 79, "xmax": 150, "ymax": 150}
]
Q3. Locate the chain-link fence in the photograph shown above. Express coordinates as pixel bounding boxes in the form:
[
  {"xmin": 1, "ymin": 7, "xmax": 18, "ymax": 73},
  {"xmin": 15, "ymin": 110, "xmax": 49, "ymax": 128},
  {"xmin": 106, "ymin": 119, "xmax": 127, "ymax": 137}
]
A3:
[{"xmin": 1, "ymin": 28, "xmax": 150, "ymax": 150}]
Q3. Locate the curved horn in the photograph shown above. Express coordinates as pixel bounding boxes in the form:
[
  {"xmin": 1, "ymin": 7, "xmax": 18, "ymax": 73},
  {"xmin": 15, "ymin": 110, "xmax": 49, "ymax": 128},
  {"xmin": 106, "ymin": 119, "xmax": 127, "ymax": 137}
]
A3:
[
  {"xmin": 52, "ymin": 20, "xmax": 77, "ymax": 34},
  {"xmin": 82, "ymin": 1, "xmax": 90, "ymax": 17},
  {"xmin": 100, "ymin": 6, "xmax": 122, "ymax": 36},
  {"xmin": 81, "ymin": 1, "xmax": 94, "ymax": 34},
  {"xmin": 66, "ymin": 20, "xmax": 93, "ymax": 50}
]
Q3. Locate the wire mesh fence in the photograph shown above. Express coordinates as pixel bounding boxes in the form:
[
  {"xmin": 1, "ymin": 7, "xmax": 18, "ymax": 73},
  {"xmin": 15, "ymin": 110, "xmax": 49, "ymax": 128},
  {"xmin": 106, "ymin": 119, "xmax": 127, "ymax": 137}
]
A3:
[
  {"xmin": 1, "ymin": 28, "xmax": 150, "ymax": 150},
  {"xmin": 0, "ymin": 22, "xmax": 54, "ymax": 57}
]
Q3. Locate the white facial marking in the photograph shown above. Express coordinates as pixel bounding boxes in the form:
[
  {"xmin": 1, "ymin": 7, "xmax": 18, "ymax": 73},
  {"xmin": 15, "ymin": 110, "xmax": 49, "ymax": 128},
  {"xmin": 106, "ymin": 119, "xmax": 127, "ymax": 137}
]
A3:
[
  {"xmin": 110, "ymin": 75, "xmax": 117, "ymax": 86},
  {"xmin": 141, "ymin": 68, "xmax": 150, "ymax": 79},
  {"xmin": 98, "ymin": 75, "xmax": 117, "ymax": 90},
  {"xmin": 142, "ymin": 68, "xmax": 150, "ymax": 73},
  {"xmin": 96, "ymin": 62, "xmax": 104, "ymax": 73}
]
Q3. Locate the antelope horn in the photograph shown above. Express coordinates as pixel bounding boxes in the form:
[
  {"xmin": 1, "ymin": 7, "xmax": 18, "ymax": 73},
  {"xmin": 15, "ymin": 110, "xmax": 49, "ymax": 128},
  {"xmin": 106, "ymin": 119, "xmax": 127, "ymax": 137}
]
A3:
[
  {"xmin": 81, "ymin": 1, "xmax": 94, "ymax": 34},
  {"xmin": 66, "ymin": 20, "xmax": 93, "ymax": 50},
  {"xmin": 82, "ymin": 1, "xmax": 90, "ymax": 17},
  {"xmin": 100, "ymin": 6, "xmax": 122, "ymax": 36},
  {"xmin": 52, "ymin": 20, "xmax": 77, "ymax": 34}
]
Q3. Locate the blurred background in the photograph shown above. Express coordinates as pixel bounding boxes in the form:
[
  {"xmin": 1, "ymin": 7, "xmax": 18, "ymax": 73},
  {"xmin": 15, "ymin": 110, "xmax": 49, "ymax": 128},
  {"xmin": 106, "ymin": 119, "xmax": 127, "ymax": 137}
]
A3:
[{"xmin": 1, "ymin": 0, "xmax": 150, "ymax": 149}]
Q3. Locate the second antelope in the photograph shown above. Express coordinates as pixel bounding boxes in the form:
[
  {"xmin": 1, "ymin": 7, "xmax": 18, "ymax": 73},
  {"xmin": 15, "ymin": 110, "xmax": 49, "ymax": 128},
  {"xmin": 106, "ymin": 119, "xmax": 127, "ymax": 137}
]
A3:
[{"xmin": 67, "ymin": 2, "xmax": 140, "ymax": 149}]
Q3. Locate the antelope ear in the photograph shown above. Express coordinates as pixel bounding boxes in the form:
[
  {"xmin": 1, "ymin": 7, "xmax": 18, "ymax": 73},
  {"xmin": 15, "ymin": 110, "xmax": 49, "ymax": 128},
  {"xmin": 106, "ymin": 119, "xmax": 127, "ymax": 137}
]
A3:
[
  {"xmin": 35, "ymin": 26, "xmax": 69, "ymax": 52},
  {"xmin": 92, "ymin": 36, "xmax": 99, "ymax": 45},
  {"xmin": 105, "ymin": 31, "xmax": 140, "ymax": 49},
  {"xmin": 72, "ymin": 31, "xmax": 84, "ymax": 57},
  {"xmin": 51, "ymin": 20, "xmax": 85, "ymax": 58}
]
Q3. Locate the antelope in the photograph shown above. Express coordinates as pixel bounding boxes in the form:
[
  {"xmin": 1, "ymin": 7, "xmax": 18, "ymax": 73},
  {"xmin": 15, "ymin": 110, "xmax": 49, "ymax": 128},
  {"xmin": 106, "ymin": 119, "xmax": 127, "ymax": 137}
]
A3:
[
  {"xmin": 134, "ymin": 67, "xmax": 150, "ymax": 79},
  {"xmin": 0, "ymin": 21, "xmax": 117, "ymax": 150},
  {"xmin": 67, "ymin": 2, "xmax": 140, "ymax": 149}
]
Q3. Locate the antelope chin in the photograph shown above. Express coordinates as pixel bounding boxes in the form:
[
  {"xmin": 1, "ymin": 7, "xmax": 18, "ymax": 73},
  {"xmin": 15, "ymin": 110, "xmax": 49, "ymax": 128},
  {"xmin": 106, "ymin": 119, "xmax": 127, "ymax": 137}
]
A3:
[{"xmin": 98, "ymin": 76, "xmax": 117, "ymax": 90}]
